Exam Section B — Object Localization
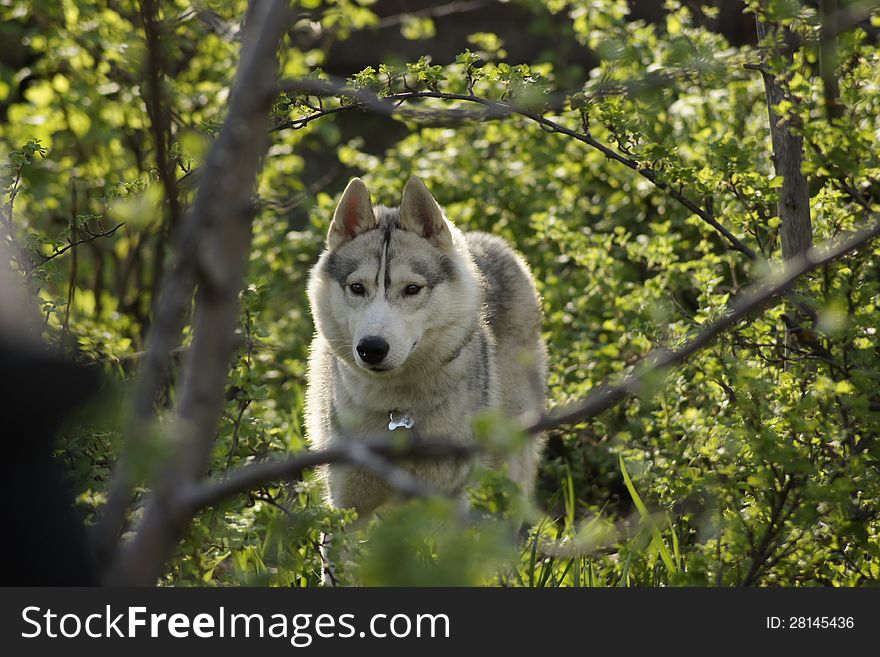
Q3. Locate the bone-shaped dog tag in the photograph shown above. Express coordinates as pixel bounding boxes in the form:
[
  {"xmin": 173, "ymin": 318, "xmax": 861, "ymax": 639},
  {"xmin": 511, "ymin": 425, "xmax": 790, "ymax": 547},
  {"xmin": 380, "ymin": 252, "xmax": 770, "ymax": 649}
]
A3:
[{"xmin": 388, "ymin": 411, "xmax": 415, "ymax": 431}]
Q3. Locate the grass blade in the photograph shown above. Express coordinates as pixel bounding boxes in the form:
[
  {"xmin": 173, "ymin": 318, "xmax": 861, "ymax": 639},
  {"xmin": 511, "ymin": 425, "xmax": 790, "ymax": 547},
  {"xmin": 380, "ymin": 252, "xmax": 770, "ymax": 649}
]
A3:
[{"xmin": 619, "ymin": 454, "xmax": 677, "ymax": 575}]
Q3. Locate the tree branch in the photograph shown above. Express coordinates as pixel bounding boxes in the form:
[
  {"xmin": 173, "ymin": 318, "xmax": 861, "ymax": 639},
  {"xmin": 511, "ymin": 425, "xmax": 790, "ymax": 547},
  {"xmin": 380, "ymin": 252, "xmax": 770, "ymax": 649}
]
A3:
[
  {"xmin": 741, "ymin": 478, "xmax": 797, "ymax": 586},
  {"xmin": 180, "ymin": 438, "xmax": 475, "ymax": 512},
  {"xmin": 275, "ymin": 77, "xmax": 758, "ymax": 260},
  {"xmin": 30, "ymin": 222, "xmax": 124, "ymax": 271},
  {"xmin": 526, "ymin": 215, "xmax": 880, "ymax": 434},
  {"xmin": 102, "ymin": 0, "xmax": 292, "ymax": 586}
]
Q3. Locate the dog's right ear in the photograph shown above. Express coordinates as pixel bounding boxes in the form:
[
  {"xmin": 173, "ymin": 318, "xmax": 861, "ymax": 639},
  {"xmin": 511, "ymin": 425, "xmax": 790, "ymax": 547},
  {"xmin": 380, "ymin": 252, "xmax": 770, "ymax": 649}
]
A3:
[
  {"xmin": 327, "ymin": 178, "xmax": 375, "ymax": 250},
  {"xmin": 399, "ymin": 176, "xmax": 453, "ymax": 250}
]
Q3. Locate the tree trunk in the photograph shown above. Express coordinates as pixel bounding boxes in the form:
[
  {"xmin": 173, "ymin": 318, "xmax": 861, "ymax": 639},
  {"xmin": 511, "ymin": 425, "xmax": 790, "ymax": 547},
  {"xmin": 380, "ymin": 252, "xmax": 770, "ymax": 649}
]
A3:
[
  {"xmin": 820, "ymin": 0, "xmax": 843, "ymax": 122},
  {"xmin": 755, "ymin": 5, "xmax": 813, "ymax": 261}
]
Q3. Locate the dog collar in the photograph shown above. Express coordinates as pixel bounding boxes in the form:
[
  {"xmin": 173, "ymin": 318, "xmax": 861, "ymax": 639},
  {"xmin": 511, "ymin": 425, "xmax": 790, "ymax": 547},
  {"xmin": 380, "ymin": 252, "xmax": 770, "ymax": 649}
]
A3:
[{"xmin": 388, "ymin": 410, "xmax": 415, "ymax": 431}]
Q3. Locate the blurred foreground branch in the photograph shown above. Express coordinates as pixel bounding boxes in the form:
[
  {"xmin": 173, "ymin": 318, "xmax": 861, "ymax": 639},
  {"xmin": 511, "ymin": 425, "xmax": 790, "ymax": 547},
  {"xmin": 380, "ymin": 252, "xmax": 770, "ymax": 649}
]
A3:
[
  {"xmin": 180, "ymin": 439, "xmax": 475, "ymax": 512},
  {"xmin": 101, "ymin": 0, "xmax": 291, "ymax": 586}
]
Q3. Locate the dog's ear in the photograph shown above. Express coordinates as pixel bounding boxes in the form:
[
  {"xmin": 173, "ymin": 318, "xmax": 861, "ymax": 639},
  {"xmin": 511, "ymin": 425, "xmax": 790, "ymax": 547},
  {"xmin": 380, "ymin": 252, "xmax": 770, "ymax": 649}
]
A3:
[
  {"xmin": 400, "ymin": 176, "xmax": 453, "ymax": 250},
  {"xmin": 327, "ymin": 178, "xmax": 375, "ymax": 250}
]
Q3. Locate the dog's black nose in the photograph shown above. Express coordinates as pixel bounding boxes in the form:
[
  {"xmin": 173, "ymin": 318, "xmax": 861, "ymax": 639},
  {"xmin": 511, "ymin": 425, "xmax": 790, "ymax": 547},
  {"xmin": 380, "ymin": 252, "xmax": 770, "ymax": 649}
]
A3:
[{"xmin": 356, "ymin": 336, "xmax": 389, "ymax": 365}]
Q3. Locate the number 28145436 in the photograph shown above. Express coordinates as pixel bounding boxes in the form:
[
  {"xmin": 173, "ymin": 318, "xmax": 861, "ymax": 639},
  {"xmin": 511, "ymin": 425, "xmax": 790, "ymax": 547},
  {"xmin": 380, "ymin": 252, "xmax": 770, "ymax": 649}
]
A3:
[{"xmin": 766, "ymin": 616, "xmax": 854, "ymax": 630}]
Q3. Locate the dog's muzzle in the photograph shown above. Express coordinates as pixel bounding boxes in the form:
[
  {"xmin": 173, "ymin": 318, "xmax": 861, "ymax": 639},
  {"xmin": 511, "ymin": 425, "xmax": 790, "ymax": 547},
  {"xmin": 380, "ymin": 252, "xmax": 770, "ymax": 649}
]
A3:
[{"xmin": 356, "ymin": 335, "xmax": 389, "ymax": 366}]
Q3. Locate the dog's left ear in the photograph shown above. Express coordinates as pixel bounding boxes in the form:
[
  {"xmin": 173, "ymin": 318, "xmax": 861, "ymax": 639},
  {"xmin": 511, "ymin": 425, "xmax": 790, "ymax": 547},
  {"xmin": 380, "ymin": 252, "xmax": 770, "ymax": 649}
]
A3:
[{"xmin": 400, "ymin": 176, "xmax": 453, "ymax": 250}]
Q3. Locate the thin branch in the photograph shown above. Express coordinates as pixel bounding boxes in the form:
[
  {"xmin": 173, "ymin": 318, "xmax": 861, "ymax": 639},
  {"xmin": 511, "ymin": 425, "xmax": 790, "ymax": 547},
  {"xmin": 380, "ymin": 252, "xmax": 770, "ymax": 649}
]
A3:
[
  {"xmin": 60, "ymin": 181, "xmax": 78, "ymax": 352},
  {"xmin": 30, "ymin": 222, "xmax": 124, "ymax": 271},
  {"xmin": 275, "ymin": 77, "xmax": 758, "ymax": 260},
  {"xmin": 139, "ymin": 0, "xmax": 185, "ymax": 309},
  {"xmin": 374, "ymin": 0, "xmax": 491, "ymax": 29},
  {"xmin": 741, "ymin": 479, "xmax": 797, "ymax": 586}
]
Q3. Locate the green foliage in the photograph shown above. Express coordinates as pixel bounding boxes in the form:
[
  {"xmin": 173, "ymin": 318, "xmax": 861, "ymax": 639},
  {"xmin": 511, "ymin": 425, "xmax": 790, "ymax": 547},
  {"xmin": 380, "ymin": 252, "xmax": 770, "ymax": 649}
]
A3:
[
  {"xmin": 3, "ymin": 0, "xmax": 880, "ymax": 586},
  {"xmin": 359, "ymin": 499, "xmax": 511, "ymax": 586}
]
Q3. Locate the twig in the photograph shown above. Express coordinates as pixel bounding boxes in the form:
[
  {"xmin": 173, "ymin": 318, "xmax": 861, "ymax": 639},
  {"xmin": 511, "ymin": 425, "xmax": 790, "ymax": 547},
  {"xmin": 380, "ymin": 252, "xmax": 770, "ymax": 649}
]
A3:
[
  {"xmin": 60, "ymin": 181, "xmax": 78, "ymax": 352},
  {"xmin": 30, "ymin": 222, "xmax": 124, "ymax": 271},
  {"xmin": 275, "ymin": 77, "xmax": 757, "ymax": 260}
]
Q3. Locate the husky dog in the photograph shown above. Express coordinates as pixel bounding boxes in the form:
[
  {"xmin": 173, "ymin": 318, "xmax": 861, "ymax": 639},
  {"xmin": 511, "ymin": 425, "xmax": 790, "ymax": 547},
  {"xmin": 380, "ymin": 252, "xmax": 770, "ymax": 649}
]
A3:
[{"xmin": 305, "ymin": 176, "xmax": 546, "ymax": 517}]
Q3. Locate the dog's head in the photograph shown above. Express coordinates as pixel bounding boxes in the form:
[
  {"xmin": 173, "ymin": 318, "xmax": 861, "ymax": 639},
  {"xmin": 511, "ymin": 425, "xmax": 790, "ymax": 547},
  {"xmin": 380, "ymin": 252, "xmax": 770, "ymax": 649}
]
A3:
[{"xmin": 308, "ymin": 176, "xmax": 478, "ymax": 376}]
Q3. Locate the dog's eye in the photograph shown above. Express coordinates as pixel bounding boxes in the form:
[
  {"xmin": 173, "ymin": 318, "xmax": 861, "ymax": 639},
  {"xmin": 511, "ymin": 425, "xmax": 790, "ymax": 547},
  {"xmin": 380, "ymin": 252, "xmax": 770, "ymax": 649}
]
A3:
[
  {"xmin": 404, "ymin": 284, "xmax": 422, "ymax": 296},
  {"xmin": 349, "ymin": 283, "xmax": 366, "ymax": 296}
]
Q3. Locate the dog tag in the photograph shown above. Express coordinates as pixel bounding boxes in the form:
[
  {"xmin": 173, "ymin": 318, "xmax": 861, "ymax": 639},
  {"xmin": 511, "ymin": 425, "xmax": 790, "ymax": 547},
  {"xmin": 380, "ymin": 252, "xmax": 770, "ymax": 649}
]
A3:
[{"xmin": 388, "ymin": 411, "xmax": 415, "ymax": 431}]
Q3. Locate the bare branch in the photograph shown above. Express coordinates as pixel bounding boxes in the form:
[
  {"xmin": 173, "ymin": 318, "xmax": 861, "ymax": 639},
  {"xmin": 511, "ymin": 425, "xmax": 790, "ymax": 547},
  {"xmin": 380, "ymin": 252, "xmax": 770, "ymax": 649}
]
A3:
[
  {"xmin": 374, "ymin": 0, "xmax": 491, "ymax": 29},
  {"xmin": 102, "ymin": 0, "xmax": 292, "ymax": 586},
  {"xmin": 180, "ymin": 438, "xmax": 475, "ymax": 512}
]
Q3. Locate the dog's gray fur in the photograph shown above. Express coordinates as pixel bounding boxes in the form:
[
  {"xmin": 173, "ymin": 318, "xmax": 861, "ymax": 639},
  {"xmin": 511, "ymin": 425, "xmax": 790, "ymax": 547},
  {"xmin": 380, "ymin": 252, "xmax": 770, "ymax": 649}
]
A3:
[{"xmin": 305, "ymin": 176, "xmax": 547, "ymax": 516}]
